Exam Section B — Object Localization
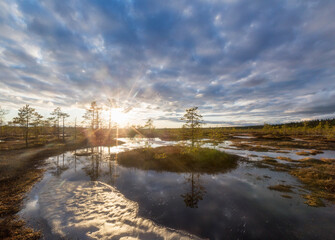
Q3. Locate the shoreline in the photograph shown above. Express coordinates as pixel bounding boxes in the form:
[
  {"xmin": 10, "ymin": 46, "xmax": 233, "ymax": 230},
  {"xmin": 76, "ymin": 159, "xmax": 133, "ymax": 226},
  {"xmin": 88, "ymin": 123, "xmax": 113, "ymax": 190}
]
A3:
[{"xmin": 0, "ymin": 139, "xmax": 120, "ymax": 239}]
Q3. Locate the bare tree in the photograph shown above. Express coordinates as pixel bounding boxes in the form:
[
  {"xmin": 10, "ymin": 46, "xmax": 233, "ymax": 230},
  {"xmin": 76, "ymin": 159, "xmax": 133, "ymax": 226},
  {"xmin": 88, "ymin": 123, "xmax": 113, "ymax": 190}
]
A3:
[
  {"xmin": 60, "ymin": 112, "xmax": 70, "ymax": 142},
  {"xmin": 13, "ymin": 104, "xmax": 36, "ymax": 147}
]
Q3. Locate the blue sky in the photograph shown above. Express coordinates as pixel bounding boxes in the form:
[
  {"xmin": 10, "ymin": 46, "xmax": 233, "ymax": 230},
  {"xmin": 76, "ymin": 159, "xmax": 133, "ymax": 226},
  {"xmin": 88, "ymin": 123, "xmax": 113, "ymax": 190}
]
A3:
[{"xmin": 0, "ymin": 0, "xmax": 335, "ymax": 127}]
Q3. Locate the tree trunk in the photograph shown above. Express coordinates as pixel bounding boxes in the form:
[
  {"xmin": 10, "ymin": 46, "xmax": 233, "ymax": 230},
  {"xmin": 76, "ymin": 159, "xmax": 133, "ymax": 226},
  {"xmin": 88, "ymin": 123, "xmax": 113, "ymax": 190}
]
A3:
[
  {"xmin": 26, "ymin": 116, "xmax": 29, "ymax": 147},
  {"xmin": 74, "ymin": 117, "xmax": 77, "ymax": 141},
  {"xmin": 191, "ymin": 116, "xmax": 194, "ymax": 147},
  {"xmin": 62, "ymin": 117, "xmax": 65, "ymax": 142},
  {"xmin": 58, "ymin": 117, "xmax": 60, "ymax": 140}
]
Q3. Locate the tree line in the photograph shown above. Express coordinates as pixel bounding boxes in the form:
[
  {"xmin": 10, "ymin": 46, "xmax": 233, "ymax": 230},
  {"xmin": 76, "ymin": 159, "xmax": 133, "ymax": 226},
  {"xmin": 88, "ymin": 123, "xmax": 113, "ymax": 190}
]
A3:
[{"xmin": 0, "ymin": 105, "xmax": 72, "ymax": 147}]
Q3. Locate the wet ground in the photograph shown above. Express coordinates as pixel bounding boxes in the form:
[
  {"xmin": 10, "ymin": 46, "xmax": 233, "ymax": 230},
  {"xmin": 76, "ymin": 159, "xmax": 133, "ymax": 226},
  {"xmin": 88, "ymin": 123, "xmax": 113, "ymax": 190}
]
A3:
[{"xmin": 20, "ymin": 138, "xmax": 335, "ymax": 240}]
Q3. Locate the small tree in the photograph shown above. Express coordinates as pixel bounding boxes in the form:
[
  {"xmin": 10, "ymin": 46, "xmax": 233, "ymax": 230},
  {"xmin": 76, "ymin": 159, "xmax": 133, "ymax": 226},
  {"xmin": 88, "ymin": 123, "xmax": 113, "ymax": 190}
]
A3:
[
  {"xmin": 83, "ymin": 101, "xmax": 101, "ymax": 129},
  {"xmin": 181, "ymin": 107, "xmax": 203, "ymax": 147},
  {"xmin": 31, "ymin": 112, "xmax": 44, "ymax": 139},
  {"xmin": 0, "ymin": 106, "xmax": 9, "ymax": 138},
  {"xmin": 13, "ymin": 104, "xmax": 36, "ymax": 147},
  {"xmin": 51, "ymin": 107, "xmax": 62, "ymax": 140},
  {"xmin": 144, "ymin": 118, "xmax": 155, "ymax": 138},
  {"xmin": 60, "ymin": 112, "xmax": 70, "ymax": 142}
]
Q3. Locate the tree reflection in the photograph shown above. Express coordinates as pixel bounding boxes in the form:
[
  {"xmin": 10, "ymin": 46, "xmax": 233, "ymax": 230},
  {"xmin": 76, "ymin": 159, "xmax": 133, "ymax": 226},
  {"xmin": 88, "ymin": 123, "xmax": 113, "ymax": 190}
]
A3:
[
  {"xmin": 181, "ymin": 173, "xmax": 206, "ymax": 208},
  {"xmin": 52, "ymin": 153, "xmax": 69, "ymax": 177},
  {"xmin": 108, "ymin": 152, "xmax": 119, "ymax": 185}
]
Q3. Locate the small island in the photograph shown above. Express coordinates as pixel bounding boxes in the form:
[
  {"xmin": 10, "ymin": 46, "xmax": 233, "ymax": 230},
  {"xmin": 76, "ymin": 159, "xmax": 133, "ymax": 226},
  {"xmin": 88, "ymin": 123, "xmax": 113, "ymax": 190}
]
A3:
[{"xmin": 118, "ymin": 146, "xmax": 239, "ymax": 173}]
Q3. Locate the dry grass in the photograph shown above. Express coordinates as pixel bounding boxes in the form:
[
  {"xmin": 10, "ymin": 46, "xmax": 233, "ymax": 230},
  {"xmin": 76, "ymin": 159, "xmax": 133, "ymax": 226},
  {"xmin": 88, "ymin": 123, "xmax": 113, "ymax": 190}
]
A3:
[
  {"xmin": 296, "ymin": 151, "xmax": 310, "ymax": 156},
  {"xmin": 276, "ymin": 156, "xmax": 295, "ymax": 162},
  {"xmin": 291, "ymin": 164, "xmax": 335, "ymax": 206}
]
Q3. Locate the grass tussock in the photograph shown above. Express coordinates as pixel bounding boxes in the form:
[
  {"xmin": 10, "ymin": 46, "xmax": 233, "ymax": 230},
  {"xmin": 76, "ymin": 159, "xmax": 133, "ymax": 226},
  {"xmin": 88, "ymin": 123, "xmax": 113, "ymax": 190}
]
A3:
[
  {"xmin": 276, "ymin": 156, "xmax": 295, "ymax": 162},
  {"xmin": 296, "ymin": 151, "xmax": 310, "ymax": 156},
  {"xmin": 302, "ymin": 194, "xmax": 325, "ymax": 207},
  {"xmin": 309, "ymin": 149, "xmax": 324, "ymax": 155},
  {"xmin": 291, "ymin": 164, "xmax": 335, "ymax": 205},
  {"xmin": 118, "ymin": 146, "xmax": 239, "ymax": 173}
]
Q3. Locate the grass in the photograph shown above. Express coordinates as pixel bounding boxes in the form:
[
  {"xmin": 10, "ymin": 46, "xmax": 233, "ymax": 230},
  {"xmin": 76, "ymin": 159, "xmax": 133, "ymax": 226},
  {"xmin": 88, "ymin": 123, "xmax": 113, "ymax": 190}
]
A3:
[
  {"xmin": 309, "ymin": 150, "xmax": 324, "ymax": 155},
  {"xmin": 118, "ymin": 146, "xmax": 239, "ymax": 173},
  {"xmin": 290, "ymin": 164, "xmax": 335, "ymax": 205},
  {"xmin": 296, "ymin": 151, "xmax": 310, "ymax": 156},
  {"xmin": 276, "ymin": 156, "xmax": 295, "ymax": 162},
  {"xmin": 302, "ymin": 194, "xmax": 325, "ymax": 207},
  {"xmin": 268, "ymin": 184, "xmax": 293, "ymax": 193}
]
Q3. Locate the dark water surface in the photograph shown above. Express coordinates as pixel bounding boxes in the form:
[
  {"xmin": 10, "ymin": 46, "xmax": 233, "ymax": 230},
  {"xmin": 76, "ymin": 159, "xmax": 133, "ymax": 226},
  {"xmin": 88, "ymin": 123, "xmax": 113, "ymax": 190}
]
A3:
[{"xmin": 20, "ymin": 138, "xmax": 335, "ymax": 240}]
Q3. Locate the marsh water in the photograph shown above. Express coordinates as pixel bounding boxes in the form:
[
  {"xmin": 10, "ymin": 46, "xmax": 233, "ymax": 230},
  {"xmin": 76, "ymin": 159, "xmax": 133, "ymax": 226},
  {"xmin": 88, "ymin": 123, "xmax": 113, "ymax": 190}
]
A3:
[{"xmin": 20, "ymin": 138, "xmax": 335, "ymax": 240}]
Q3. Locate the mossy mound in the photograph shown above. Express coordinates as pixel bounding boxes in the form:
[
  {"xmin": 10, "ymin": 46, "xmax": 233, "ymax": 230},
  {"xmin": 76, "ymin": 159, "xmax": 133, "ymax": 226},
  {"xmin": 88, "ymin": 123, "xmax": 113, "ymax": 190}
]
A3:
[{"xmin": 117, "ymin": 146, "xmax": 239, "ymax": 173}]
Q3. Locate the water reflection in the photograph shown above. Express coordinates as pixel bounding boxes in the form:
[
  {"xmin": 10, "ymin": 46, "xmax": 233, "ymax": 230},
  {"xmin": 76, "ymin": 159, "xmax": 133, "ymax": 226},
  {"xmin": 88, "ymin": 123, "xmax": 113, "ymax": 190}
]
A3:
[
  {"xmin": 20, "ymin": 138, "xmax": 335, "ymax": 240},
  {"xmin": 52, "ymin": 154, "xmax": 69, "ymax": 176},
  {"xmin": 181, "ymin": 173, "xmax": 206, "ymax": 208}
]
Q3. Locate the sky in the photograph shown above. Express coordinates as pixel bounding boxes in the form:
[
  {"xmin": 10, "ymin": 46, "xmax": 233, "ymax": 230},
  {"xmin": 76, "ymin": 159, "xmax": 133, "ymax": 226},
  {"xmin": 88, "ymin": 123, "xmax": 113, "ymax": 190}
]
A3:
[{"xmin": 0, "ymin": 0, "xmax": 335, "ymax": 128}]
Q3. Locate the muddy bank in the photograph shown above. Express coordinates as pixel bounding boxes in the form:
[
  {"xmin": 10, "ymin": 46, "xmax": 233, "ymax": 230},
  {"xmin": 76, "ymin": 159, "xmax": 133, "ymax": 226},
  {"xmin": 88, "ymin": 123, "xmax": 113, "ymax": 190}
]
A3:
[{"xmin": 0, "ymin": 139, "xmax": 121, "ymax": 240}]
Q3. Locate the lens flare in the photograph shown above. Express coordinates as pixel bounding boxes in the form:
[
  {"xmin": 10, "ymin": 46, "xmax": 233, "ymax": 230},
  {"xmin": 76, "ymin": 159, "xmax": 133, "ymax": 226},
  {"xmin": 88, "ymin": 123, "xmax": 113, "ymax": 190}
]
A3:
[{"xmin": 111, "ymin": 108, "xmax": 128, "ymax": 125}]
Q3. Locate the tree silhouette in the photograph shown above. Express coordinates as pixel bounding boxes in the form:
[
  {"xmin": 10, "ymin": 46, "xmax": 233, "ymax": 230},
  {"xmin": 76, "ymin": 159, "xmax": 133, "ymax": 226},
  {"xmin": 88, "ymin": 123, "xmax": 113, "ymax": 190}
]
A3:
[
  {"xmin": 144, "ymin": 118, "xmax": 155, "ymax": 138},
  {"xmin": 31, "ymin": 112, "xmax": 44, "ymax": 139},
  {"xmin": 83, "ymin": 101, "xmax": 102, "ymax": 129},
  {"xmin": 60, "ymin": 112, "xmax": 70, "ymax": 142},
  {"xmin": 13, "ymin": 104, "xmax": 36, "ymax": 147},
  {"xmin": 181, "ymin": 107, "xmax": 203, "ymax": 147},
  {"xmin": 51, "ymin": 107, "xmax": 62, "ymax": 140}
]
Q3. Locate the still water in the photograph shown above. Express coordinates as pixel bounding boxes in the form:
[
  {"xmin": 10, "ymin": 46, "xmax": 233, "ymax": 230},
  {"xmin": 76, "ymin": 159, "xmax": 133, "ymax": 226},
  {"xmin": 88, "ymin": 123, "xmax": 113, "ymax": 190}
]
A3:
[{"xmin": 20, "ymin": 138, "xmax": 335, "ymax": 240}]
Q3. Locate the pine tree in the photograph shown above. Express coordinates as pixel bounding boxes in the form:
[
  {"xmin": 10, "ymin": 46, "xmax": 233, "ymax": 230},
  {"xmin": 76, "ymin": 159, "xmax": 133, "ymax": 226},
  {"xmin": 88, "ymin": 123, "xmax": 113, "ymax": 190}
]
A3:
[
  {"xmin": 13, "ymin": 104, "xmax": 36, "ymax": 147},
  {"xmin": 181, "ymin": 107, "xmax": 203, "ymax": 147}
]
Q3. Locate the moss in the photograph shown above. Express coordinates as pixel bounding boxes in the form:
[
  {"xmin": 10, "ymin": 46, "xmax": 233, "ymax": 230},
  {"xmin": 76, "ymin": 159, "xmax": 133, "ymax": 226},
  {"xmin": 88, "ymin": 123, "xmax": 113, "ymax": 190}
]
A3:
[
  {"xmin": 268, "ymin": 184, "xmax": 293, "ymax": 192},
  {"xmin": 118, "ymin": 146, "xmax": 239, "ymax": 173}
]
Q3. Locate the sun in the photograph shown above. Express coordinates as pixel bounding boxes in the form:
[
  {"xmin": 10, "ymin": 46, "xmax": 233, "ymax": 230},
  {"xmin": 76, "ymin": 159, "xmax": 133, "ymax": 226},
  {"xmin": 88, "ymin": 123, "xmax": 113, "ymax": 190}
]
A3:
[{"xmin": 111, "ymin": 108, "xmax": 128, "ymax": 125}]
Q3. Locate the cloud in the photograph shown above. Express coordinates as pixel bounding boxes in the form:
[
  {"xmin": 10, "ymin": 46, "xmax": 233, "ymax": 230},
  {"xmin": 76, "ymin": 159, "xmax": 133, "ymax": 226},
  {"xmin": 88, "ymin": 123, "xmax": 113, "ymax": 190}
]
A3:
[{"xmin": 0, "ymin": 0, "xmax": 334, "ymax": 126}]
